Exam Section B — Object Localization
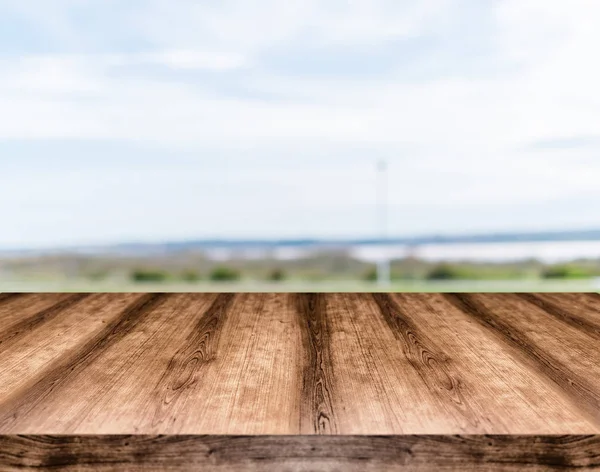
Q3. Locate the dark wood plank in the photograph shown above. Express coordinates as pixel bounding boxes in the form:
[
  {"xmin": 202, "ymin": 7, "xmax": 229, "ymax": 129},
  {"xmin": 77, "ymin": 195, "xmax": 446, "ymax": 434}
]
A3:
[
  {"xmin": 295, "ymin": 293, "xmax": 338, "ymax": 434},
  {"xmin": 0, "ymin": 293, "xmax": 25, "ymax": 305},
  {"xmin": 0, "ymin": 435, "xmax": 598, "ymax": 471}
]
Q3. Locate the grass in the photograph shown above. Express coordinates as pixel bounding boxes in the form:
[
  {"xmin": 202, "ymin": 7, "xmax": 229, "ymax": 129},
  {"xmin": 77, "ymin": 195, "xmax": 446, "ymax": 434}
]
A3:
[{"xmin": 2, "ymin": 277, "xmax": 599, "ymax": 293}]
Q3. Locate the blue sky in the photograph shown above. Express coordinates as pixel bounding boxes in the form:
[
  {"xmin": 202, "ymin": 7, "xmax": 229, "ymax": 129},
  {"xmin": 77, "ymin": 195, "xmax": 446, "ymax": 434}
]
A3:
[{"xmin": 1, "ymin": 0, "xmax": 600, "ymax": 249}]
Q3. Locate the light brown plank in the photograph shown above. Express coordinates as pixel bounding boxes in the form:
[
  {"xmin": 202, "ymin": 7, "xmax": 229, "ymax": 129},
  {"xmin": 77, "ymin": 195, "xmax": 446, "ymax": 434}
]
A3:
[
  {"xmin": 446, "ymin": 293, "xmax": 600, "ymax": 428},
  {"xmin": 168, "ymin": 293, "xmax": 302, "ymax": 434},
  {"xmin": 517, "ymin": 293, "xmax": 600, "ymax": 341},
  {"xmin": 2, "ymin": 294, "xmax": 221, "ymax": 433},
  {"xmin": 0, "ymin": 293, "xmax": 599, "ymax": 437},
  {"xmin": 396, "ymin": 293, "xmax": 598, "ymax": 433},
  {"xmin": 0, "ymin": 293, "xmax": 77, "ymax": 344},
  {"xmin": 0, "ymin": 294, "xmax": 144, "ymax": 406},
  {"xmin": 0, "ymin": 294, "xmax": 165, "ymax": 432},
  {"xmin": 323, "ymin": 293, "xmax": 450, "ymax": 433}
]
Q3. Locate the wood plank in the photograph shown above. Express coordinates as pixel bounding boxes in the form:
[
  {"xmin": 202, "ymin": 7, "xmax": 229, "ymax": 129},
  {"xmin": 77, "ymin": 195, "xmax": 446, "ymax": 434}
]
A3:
[
  {"xmin": 0, "ymin": 294, "xmax": 221, "ymax": 433},
  {"xmin": 445, "ymin": 293, "xmax": 600, "ymax": 428},
  {"xmin": 321, "ymin": 293, "xmax": 407, "ymax": 433},
  {"xmin": 70, "ymin": 293, "xmax": 221, "ymax": 434},
  {"xmin": 516, "ymin": 293, "xmax": 600, "ymax": 341},
  {"xmin": 295, "ymin": 293, "xmax": 338, "ymax": 434},
  {"xmin": 0, "ymin": 294, "xmax": 165, "ymax": 432},
  {"xmin": 323, "ymin": 293, "xmax": 467, "ymax": 433},
  {"xmin": 169, "ymin": 293, "xmax": 303, "ymax": 434},
  {"xmin": 389, "ymin": 293, "xmax": 597, "ymax": 433},
  {"xmin": 1, "ymin": 435, "xmax": 599, "ymax": 471},
  {"xmin": 0, "ymin": 292, "xmax": 599, "ymax": 438},
  {"xmin": 0, "ymin": 294, "xmax": 77, "ymax": 344},
  {"xmin": 0, "ymin": 294, "xmax": 144, "ymax": 405}
]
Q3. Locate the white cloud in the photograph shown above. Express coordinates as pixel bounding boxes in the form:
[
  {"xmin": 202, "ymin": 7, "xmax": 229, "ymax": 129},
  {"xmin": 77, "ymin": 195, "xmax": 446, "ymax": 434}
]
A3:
[
  {"xmin": 1, "ymin": 1, "xmax": 598, "ymax": 148},
  {"xmin": 1, "ymin": 0, "xmax": 600, "ymax": 245},
  {"xmin": 140, "ymin": 50, "xmax": 248, "ymax": 70},
  {"xmin": 131, "ymin": 0, "xmax": 454, "ymax": 53}
]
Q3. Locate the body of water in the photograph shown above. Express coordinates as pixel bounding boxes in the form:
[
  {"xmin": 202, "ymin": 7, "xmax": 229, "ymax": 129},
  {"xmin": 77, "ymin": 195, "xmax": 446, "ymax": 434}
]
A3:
[
  {"xmin": 351, "ymin": 240, "xmax": 600, "ymax": 263},
  {"xmin": 204, "ymin": 240, "xmax": 600, "ymax": 263}
]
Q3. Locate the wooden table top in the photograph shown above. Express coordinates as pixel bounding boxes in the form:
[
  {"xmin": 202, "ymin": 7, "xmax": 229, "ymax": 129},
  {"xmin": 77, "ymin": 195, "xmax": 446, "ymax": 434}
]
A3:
[{"xmin": 1, "ymin": 292, "xmax": 600, "ymax": 436}]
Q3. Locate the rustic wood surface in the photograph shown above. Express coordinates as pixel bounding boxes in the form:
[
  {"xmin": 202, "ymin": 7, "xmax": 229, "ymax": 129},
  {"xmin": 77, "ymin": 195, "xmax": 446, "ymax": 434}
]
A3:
[
  {"xmin": 1, "ymin": 292, "xmax": 600, "ymax": 435},
  {"xmin": 0, "ymin": 435, "xmax": 599, "ymax": 471},
  {"xmin": 2, "ymin": 292, "xmax": 600, "ymax": 470}
]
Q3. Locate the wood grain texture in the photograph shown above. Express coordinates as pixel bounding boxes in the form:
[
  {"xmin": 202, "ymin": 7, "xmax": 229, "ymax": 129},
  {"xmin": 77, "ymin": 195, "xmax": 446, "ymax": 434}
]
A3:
[
  {"xmin": 0, "ymin": 294, "xmax": 89, "ymax": 355},
  {"xmin": 0, "ymin": 435, "xmax": 599, "ymax": 471},
  {"xmin": 445, "ymin": 293, "xmax": 600, "ymax": 428},
  {"xmin": 148, "ymin": 293, "xmax": 235, "ymax": 430},
  {"xmin": 373, "ymin": 294, "xmax": 483, "ymax": 430},
  {"xmin": 0, "ymin": 293, "xmax": 599, "ymax": 436},
  {"xmin": 516, "ymin": 293, "xmax": 600, "ymax": 342},
  {"xmin": 0, "ymin": 294, "xmax": 75, "ymax": 347},
  {"xmin": 295, "ymin": 293, "xmax": 337, "ymax": 434},
  {"xmin": 0, "ymin": 294, "xmax": 166, "ymax": 432}
]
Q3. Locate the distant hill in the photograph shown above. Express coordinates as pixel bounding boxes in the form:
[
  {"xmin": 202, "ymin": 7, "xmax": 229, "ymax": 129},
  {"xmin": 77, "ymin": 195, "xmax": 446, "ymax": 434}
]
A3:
[
  {"xmin": 3, "ymin": 228, "xmax": 600, "ymax": 256},
  {"xmin": 103, "ymin": 229, "xmax": 600, "ymax": 253}
]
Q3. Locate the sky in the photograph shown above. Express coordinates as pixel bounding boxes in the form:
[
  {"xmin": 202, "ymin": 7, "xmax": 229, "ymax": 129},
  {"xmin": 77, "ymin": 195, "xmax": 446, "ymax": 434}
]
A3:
[{"xmin": 1, "ymin": 0, "xmax": 600, "ymax": 249}]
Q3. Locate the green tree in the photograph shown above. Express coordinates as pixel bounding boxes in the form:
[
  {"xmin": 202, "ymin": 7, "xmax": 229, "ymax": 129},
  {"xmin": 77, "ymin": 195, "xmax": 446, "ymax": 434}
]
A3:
[
  {"xmin": 267, "ymin": 268, "xmax": 286, "ymax": 281},
  {"xmin": 541, "ymin": 265, "xmax": 591, "ymax": 279},
  {"xmin": 363, "ymin": 266, "xmax": 378, "ymax": 282},
  {"xmin": 131, "ymin": 269, "xmax": 168, "ymax": 283},
  {"xmin": 426, "ymin": 263, "xmax": 463, "ymax": 280},
  {"xmin": 209, "ymin": 266, "xmax": 241, "ymax": 281}
]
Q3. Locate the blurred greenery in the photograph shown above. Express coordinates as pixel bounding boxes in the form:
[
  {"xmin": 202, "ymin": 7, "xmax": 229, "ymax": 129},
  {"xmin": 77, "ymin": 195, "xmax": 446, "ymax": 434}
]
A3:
[
  {"xmin": 181, "ymin": 270, "xmax": 201, "ymax": 282},
  {"xmin": 1, "ymin": 249, "xmax": 600, "ymax": 293},
  {"xmin": 1, "ymin": 278, "xmax": 598, "ymax": 293},
  {"xmin": 541, "ymin": 264, "xmax": 593, "ymax": 279},
  {"xmin": 266, "ymin": 268, "xmax": 286, "ymax": 282},
  {"xmin": 209, "ymin": 266, "xmax": 241, "ymax": 282},
  {"xmin": 363, "ymin": 266, "xmax": 378, "ymax": 281},
  {"xmin": 427, "ymin": 263, "xmax": 464, "ymax": 280},
  {"xmin": 131, "ymin": 269, "xmax": 169, "ymax": 283}
]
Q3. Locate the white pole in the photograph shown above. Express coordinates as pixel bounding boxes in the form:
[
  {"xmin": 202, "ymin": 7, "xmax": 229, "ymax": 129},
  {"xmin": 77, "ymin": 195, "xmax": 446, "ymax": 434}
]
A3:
[{"xmin": 377, "ymin": 160, "xmax": 391, "ymax": 286}]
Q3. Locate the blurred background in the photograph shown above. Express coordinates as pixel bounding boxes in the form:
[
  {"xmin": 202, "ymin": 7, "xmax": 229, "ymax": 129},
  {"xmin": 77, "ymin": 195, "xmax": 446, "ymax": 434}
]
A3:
[{"xmin": 1, "ymin": 0, "xmax": 600, "ymax": 292}]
